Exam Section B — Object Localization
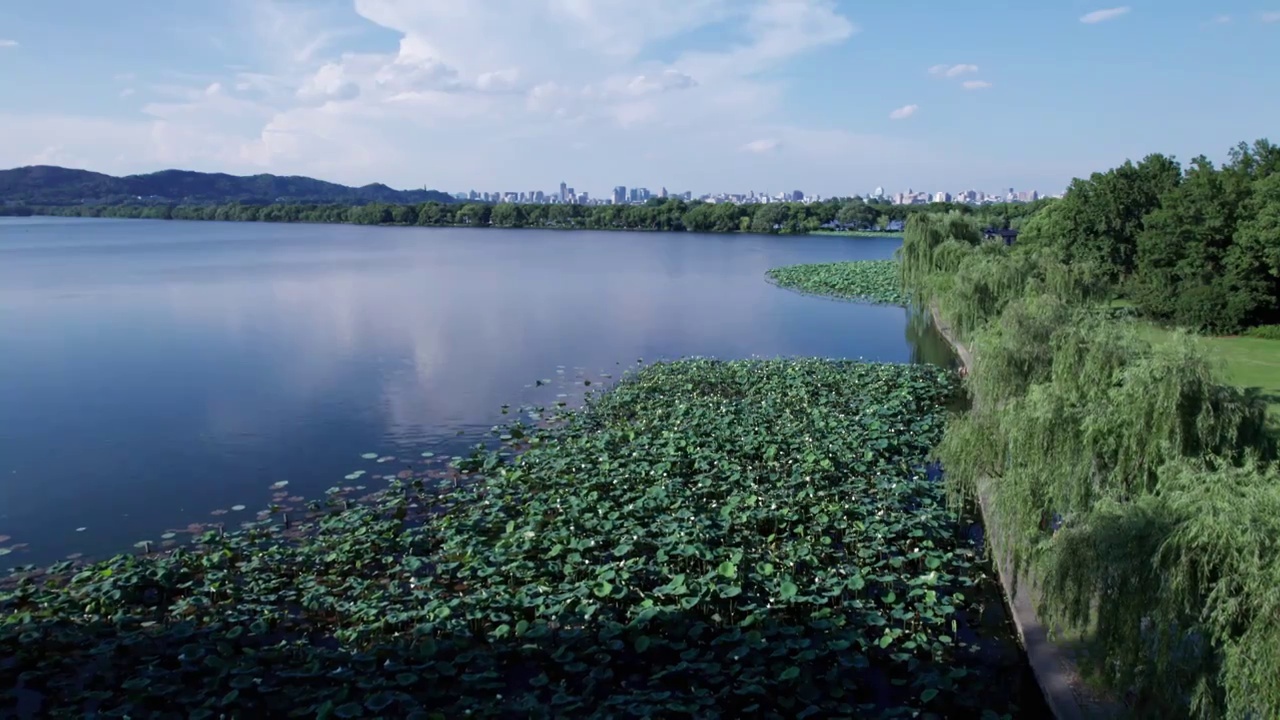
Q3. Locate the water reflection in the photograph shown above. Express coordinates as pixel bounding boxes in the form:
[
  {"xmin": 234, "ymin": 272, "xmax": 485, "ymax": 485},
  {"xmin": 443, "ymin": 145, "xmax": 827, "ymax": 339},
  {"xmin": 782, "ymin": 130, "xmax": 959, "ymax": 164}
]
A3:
[
  {"xmin": 907, "ymin": 308, "xmax": 960, "ymax": 369},
  {"xmin": 0, "ymin": 218, "xmax": 950, "ymax": 564}
]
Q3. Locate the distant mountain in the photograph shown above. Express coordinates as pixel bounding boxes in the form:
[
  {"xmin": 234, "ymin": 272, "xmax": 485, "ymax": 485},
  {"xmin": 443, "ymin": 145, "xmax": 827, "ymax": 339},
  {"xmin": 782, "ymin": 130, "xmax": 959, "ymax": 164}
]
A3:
[{"xmin": 0, "ymin": 166, "xmax": 457, "ymax": 206}]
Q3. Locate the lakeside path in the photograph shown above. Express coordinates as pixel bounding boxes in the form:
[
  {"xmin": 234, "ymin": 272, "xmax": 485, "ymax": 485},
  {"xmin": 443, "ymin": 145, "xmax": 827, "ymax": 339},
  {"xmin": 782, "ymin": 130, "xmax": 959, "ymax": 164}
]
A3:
[{"xmin": 929, "ymin": 304, "xmax": 1126, "ymax": 720}]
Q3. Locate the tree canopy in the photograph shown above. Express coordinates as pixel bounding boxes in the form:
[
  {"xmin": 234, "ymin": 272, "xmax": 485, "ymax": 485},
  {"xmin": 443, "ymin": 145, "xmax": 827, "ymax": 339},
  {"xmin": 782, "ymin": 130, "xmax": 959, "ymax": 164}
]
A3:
[{"xmin": 1020, "ymin": 138, "xmax": 1280, "ymax": 332}]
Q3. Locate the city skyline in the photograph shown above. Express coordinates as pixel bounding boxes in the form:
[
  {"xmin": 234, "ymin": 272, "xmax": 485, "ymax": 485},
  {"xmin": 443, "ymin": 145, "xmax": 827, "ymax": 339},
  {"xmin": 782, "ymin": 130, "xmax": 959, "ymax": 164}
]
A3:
[
  {"xmin": 0, "ymin": 2, "xmax": 1277, "ymax": 196},
  {"xmin": 453, "ymin": 183, "xmax": 1054, "ymax": 206}
]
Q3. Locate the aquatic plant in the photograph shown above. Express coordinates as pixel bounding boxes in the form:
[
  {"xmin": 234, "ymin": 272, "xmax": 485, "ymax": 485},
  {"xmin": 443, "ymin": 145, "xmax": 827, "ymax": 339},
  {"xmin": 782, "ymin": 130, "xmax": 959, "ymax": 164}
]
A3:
[
  {"xmin": 766, "ymin": 260, "xmax": 908, "ymax": 305},
  {"xmin": 0, "ymin": 359, "xmax": 1036, "ymax": 718}
]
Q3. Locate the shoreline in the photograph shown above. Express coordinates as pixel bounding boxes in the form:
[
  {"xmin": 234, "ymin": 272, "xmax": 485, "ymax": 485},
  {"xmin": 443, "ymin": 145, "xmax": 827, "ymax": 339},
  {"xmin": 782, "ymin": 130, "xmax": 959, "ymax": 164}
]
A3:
[
  {"xmin": 5, "ymin": 209, "xmax": 910, "ymax": 239},
  {"xmin": 929, "ymin": 303, "xmax": 1125, "ymax": 720}
]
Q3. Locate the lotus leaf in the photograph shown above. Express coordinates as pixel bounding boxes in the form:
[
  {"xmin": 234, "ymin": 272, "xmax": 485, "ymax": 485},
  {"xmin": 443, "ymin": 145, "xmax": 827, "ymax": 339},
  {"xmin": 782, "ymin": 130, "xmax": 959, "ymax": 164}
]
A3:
[{"xmin": 0, "ymin": 358, "xmax": 1033, "ymax": 717}]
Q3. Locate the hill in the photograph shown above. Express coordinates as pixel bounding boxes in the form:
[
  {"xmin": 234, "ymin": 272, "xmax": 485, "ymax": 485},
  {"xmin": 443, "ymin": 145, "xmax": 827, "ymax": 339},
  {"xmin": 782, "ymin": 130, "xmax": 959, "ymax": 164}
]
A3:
[{"xmin": 0, "ymin": 166, "xmax": 456, "ymax": 206}]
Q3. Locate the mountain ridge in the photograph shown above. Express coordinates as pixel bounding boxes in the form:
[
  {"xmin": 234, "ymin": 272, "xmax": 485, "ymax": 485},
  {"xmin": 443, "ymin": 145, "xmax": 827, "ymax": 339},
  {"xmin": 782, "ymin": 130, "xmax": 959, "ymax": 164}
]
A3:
[{"xmin": 0, "ymin": 165, "xmax": 457, "ymax": 206}]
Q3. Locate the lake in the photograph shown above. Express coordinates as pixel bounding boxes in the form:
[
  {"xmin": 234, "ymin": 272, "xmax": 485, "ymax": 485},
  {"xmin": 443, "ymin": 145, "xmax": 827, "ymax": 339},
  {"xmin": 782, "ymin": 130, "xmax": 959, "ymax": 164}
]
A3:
[{"xmin": 0, "ymin": 217, "xmax": 954, "ymax": 566}]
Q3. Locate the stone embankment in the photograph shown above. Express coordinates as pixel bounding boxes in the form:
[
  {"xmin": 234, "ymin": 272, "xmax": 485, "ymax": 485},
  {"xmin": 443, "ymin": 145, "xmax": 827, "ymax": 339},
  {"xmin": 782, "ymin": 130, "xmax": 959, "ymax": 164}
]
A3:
[{"xmin": 930, "ymin": 304, "xmax": 1125, "ymax": 720}]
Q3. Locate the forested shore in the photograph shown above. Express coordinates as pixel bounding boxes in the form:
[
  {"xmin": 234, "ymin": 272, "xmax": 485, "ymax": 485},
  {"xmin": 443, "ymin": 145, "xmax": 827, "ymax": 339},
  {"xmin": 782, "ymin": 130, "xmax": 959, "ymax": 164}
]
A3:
[{"xmin": 3, "ymin": 196, "xmax": 1045, "ymax": 236}]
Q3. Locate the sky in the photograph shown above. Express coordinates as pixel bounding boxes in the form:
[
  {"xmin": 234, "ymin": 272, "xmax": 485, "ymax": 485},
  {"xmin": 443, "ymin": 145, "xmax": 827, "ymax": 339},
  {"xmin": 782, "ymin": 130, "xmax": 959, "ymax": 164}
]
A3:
[{"xmin": 0, "ymin": 1, "xmax": 1278, "ymax": 198}]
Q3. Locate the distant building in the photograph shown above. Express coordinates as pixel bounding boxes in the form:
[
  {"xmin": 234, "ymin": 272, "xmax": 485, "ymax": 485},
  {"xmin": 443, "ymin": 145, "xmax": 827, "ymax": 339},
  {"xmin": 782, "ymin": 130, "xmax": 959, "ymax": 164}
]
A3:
[
  {"xmin": 983, "ymin": 228, "xmax": 1019, "ymax": 245},
  {"xmin": 613, "ymin": 185, "xmax": 627, "ymax": 204}
]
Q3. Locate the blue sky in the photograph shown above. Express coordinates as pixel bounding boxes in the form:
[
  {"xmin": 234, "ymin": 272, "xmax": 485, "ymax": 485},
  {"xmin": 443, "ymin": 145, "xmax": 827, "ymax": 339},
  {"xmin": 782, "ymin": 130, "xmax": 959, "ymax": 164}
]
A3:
[{"xmin": 1, "ymin": 1, "xmax": 1277, "ymax": 197}]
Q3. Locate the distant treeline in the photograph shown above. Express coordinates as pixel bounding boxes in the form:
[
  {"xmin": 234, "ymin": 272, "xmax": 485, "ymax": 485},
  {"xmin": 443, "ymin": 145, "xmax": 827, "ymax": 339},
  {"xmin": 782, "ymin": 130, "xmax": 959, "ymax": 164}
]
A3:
[{"xmin": 17, "ymin": 197, "xmax": 1050, "ymax": 235}]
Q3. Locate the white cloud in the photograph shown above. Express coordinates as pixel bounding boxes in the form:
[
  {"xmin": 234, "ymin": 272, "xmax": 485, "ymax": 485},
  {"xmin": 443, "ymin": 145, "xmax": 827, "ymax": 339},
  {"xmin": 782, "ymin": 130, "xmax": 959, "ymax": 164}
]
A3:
[
  {"xmin": 1080, "ymin": 7, "xmax": 1130, "ymax": 24},
  {"xmin": 1262, "ymin": 11, "xmax": 1280, "ymax": 23},
  {"xmin": 962, "ymin": 80, "xmax": 992, "ymax": 90},
  {"xmin": 0, "ymin": 39, "xmax": 18, "ymax": 48},
  {"xmin": 741, "ymin": 138, "xmax": 780, "ymax": 153},
  {"xmin": 1211, "ymin": 14, "xmax": 1232, "ymax": 24},
  {"xmin": 620, "ymin": 70, "xmax": 698, "ymax": 96},
  {"xmin": 0, "ymin": 0, "xmax": 940, "ymax": 195},
  {"xmin": 296, "ymin": 61, "xmax": 364, "ymax": 103},
  {"xmin": 889, "ymin": 104, "xmax": 918, "ymax": 120},
  {"xmin": 929, "ymin": 63, "xmax": 978, "ymax": 78},
  {"xmin": 120, "ymin": 88, "xmax": 136, "ymax": 98}
]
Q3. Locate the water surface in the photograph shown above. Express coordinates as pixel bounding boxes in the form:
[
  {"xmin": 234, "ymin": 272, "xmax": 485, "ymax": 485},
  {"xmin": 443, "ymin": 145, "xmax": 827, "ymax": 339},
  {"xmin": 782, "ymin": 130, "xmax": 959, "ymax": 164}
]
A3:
[{"xmin": 0, "ymin": 217, "xmax": 953, "ymax": 564}]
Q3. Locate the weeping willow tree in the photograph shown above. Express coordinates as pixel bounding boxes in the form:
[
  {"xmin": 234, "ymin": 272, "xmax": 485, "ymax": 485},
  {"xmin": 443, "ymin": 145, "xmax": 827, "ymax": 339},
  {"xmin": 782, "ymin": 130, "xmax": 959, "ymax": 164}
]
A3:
[
  {"xmin": 941, "ymin": 311, "xmax": 1271, "ymax": 554},
  {"xmin": 903, "ymin": 210, "xmax": 1280, "ymax": 717},
  {"xmin": 936, "ymin": 298, "xmax": 1277, "ymax": 718},
  {"xmin": 899, "ymin": 213, "xmax": 1097, "ymax": 340},
  {"xmin": 898, "ymin": 212, "xmax": 983, "ymax": 304},
  {"xmin": 1044, "ymin": 459, "xmax": 1280, "ymax": 719}
]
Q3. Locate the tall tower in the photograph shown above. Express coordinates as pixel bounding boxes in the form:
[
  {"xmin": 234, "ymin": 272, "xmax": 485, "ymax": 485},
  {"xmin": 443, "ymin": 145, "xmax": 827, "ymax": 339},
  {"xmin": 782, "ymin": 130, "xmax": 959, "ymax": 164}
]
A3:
[{"xmin": 559, "ymin": 182, "xmax": 568, "ymax": 202}]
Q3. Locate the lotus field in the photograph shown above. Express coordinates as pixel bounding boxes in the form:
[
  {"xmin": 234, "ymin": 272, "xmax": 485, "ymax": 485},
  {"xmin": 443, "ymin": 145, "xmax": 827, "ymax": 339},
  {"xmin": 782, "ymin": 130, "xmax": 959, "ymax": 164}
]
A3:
[
  {"xmin": 766, "ymin": 260, "xmax": 908, "ymax": 305},
  {"xmin": 0, "ymin": 358, "xmax": 1038, "ymax": 718}
]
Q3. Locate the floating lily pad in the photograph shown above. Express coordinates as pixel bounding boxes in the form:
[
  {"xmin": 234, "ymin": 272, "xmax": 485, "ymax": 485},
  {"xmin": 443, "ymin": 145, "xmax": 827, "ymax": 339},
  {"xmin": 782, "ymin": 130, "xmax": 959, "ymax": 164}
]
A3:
[
  {"xmin": 360, "ymin": 453, "xmax": 378, "ymax": 460},
  {"xmin": 230, "ymin": 505, "xmax": 246, "ymax": 512},
  {"xmin": 0, "ymin": 359, "xmax": 1024, "ymax": 716},
  {"xmin": 766, "ymin": 260, "xmax": 908, "ymax": 305}
]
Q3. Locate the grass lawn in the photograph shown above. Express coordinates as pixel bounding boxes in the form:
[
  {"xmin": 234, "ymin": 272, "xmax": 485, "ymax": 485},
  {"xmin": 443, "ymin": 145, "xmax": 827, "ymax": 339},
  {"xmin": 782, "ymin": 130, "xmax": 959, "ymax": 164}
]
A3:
[
  {"xmin": 1140, "ymin": 323, "xmax": 1280, "ymax": 428},
  {"xmin": 808, "ymin": 230, "xmax": 901, "ymax": 238},
  {"xmin": 1202, "ymin": 334, "xmax": 1280, "ymax": 420}
]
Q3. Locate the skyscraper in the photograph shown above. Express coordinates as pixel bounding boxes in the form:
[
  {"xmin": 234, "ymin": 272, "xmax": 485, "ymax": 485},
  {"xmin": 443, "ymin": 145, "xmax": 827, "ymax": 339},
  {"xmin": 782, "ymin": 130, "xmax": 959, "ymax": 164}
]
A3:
[
  {"xmin": 613, "ymin": 186, "xmax": 627, "ymax": 204},
  {"xmin": 559, "ymin": 181, "xmax": 568, "ymax": 203}
]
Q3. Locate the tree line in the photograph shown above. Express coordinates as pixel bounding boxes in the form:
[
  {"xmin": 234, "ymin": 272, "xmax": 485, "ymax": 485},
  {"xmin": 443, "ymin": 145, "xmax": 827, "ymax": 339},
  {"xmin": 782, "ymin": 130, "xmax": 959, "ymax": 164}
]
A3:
[
  {"xmin": 23, "ymin": 196, "xmax": 1047, "ymax": 236},
  {"xmin": 1021, "ymin": 138, "xmax": 1279, "ymax": 332}
]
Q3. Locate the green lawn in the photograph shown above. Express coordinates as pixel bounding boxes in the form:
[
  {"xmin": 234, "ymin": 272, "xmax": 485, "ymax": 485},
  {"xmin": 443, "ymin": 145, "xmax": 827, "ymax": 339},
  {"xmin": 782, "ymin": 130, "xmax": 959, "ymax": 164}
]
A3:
[
  {"xmin": 1203, "ymin": 335, "xmax": 1280, "ymax": 419},
  {"xmin": 1141, "ymin": 324, "xmax": 1280, "ymax": 426}
]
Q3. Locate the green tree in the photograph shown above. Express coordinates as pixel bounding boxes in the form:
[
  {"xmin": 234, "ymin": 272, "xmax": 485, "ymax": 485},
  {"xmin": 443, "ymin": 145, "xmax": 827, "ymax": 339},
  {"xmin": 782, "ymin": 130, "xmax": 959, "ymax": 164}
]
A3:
[
  {"xmin": 1022, "ymin": 153, "xmax": 1181, "ymax": 282},
  {"xmin": 489, "ymin": 203, "xmax": 526, "ymax": 228},
  {"xmin": 456, "ymin": 203, "xmax": 491, "ymax": 226},
  {"xmin": 750, "ymin": 203, "xmax": 788, "ymax": 234},
  {"xmin": 1224, "ymin": 172, "xmax": 1280, "ymax": 326}
]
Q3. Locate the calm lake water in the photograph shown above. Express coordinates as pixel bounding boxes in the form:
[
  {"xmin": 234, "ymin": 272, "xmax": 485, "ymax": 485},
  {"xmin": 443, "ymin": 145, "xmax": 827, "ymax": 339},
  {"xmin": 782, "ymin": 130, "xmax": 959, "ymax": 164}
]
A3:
[{"xmin": 0, "ymin": 217, "xmax": 954, "ymax": 566}]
